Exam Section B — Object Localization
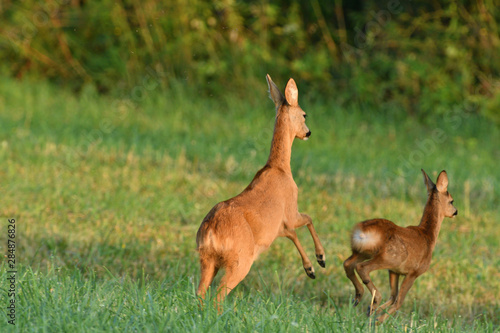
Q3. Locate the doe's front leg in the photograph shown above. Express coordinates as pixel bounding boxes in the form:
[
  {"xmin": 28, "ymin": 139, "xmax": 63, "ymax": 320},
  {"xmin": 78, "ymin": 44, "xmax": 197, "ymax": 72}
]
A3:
[
  {"xmin": 297, "ymin": 213, "xmax": 326, "ymax": 268},
  {"xmin": 282, "ymin": 228, "xmax": 316, "ymax": 279}
]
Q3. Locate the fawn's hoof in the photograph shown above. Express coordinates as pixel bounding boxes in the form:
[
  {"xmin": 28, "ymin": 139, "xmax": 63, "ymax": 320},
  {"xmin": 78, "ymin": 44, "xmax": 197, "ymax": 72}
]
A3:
[
  {"xmin": 352, "ymin": 291, "xmax": 363, "ymax": 307},
  {"xmin": 304, "ymin": 267, "xmax": 316, "ymax": 279},
  {"xmin": 367, "ymin": 304, "xmax": 378, "ymax": 317},
  {"xmin": 316, "ymin": 254, "xmax": 326, "ymax": 268},
  {"xmin": 376, "ymin": 314, "xmax": 388, "ymax": 324}
]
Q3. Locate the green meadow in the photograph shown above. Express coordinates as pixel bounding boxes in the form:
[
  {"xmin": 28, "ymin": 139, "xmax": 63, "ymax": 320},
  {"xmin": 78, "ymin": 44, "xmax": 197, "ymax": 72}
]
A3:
[{"xmin": 0, "ymin": 77, "xmax": 499, "ymax": 332}]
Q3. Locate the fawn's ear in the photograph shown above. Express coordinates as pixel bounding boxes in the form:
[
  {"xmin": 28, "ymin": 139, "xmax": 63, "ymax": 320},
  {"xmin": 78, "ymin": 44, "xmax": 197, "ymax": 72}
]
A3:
[
  {"xmin": 284, "ymin": 78, "xmax": 299, "ymax": 106},
  {"xmin": 435, "ymin": 170, "xmax": 449, "ymax": 192},
  {"xmin": 421, "ymin": 169, "xmax": 435, "ymax": 194},
  {"xmin": 266, "ymin": 74, "xmax": 284, "ymax": 108}
]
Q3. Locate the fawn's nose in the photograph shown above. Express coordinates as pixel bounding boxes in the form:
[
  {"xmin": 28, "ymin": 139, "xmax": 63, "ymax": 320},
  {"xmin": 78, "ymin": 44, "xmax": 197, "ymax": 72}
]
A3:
[
  {"xmin": 306, "ymin": 130, "xmax": 311, "ymax": 138},
  {"xmin": 453, "ymin": 210, "xmax": 458, "ymax": 216}
]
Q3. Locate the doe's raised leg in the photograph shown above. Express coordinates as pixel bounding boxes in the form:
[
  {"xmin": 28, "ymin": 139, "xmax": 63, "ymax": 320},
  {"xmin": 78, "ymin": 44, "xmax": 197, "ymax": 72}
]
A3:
[{"xmin": 296, "ymin": 213, "xmax": 326, "ymax": 267}]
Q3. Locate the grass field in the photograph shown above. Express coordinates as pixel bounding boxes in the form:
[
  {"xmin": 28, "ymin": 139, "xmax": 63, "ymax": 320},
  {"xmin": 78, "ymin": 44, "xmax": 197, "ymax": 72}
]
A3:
[{"xmin": 0, "ymin": 78, "xmax": 499, "ymax": 332}]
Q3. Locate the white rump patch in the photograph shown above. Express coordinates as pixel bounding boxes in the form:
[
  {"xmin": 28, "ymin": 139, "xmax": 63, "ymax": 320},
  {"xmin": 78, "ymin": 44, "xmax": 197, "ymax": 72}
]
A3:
[{"xmin": 352, "ymin": 228, "xmax": 381, "ymax": 252}]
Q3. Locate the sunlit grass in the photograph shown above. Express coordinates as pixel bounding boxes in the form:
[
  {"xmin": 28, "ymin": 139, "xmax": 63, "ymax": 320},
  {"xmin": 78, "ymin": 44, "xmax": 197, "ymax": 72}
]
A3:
[{"xmin": 0, "ymin": 78, "xmax": 498, "ymax": 331}]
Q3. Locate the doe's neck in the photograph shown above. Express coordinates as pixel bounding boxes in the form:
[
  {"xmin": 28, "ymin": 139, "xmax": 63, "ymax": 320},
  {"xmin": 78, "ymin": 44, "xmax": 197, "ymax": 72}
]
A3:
[{"xmin": 266, "ymin": 111, "xmax": 294, "ymax": 173}]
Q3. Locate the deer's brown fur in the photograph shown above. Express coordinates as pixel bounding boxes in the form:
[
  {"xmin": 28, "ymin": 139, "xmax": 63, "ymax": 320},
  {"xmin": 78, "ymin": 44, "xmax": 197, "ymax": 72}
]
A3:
[
  {"xmin": 343, "ymin": 170, "xmax": 457, "ymax": 323},
  {"xmin": 196, "ymin": 75, "xmax": 325, "ymax": 306}
]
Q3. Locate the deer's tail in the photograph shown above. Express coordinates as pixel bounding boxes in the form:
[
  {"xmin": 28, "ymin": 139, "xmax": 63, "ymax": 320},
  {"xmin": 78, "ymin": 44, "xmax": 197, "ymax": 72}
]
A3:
[{"xmin": 351, "ymin": 221, "xmax": 383, "ymax": 253}]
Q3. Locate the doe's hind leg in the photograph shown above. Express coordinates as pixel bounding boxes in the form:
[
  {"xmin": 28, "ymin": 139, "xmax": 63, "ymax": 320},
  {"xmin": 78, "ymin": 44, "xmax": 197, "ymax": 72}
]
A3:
[
  {"xmin": 216, "ymin": 255, "xmax": 254, "ymax": 305},
  {"xmin": 197, "ymin": 257, "xmax": 219, "ymax": 304}
]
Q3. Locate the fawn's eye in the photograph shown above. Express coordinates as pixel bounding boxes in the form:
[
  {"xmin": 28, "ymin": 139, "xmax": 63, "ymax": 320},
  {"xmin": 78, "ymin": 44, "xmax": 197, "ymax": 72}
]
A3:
[
  {"xmin": 450, "ymin": 200, "xmax": 454, "ymax": 205},
  {"xmin": 303, "ymin": 114, "xmax": 307, "ymax": 119}
]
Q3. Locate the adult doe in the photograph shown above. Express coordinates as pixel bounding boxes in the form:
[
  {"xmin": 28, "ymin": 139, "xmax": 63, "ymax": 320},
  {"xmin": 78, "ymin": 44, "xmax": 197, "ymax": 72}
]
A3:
[
  {"xmin": 343, "ymin": 170, "xmax": 457, "ymax": 323},
  {"xmin": 196, "ymin": 75, "xmax": 325, "ymax": 305}
]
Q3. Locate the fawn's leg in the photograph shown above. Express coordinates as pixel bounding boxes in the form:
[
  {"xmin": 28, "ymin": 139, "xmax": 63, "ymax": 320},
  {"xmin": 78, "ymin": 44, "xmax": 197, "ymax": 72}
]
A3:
[
  {"xmin": 377, "ymin": 273, "xmax": 418, "ymax": 323},
  {"xmin": 343, "ymin": 253, "xmax": 365, "ymax": 306},
  {"xmin": 377, "ymin": 270, "xmax": 399, "ymax": 314},
  {"xmin": 356, "ymin": 255, "xmax": 389, "ymax": 315}
]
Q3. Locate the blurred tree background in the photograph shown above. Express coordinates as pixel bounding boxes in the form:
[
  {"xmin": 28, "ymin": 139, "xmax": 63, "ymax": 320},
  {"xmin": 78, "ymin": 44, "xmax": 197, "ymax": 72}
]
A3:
[{"xmin": 0, "ymin": 0, "xmax": 498, "ymax": 123}]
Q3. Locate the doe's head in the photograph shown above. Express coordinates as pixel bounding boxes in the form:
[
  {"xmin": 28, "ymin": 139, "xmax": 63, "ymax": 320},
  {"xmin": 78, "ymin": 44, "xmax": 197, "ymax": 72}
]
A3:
[
  {"xmin": 422, "ymin": 169, "xmax": 458, "ymax": 218},
  {"xmin": 266, "ymin": 74, "xmax": 311, "ymax": 140}
]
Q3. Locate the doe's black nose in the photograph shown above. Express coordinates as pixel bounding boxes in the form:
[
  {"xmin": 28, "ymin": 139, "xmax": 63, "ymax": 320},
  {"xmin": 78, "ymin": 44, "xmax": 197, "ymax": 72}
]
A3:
[
  {"xmin": 453, "ymin": 210, "xmax": 458, "ymax": 216},
  {"xmin": 306, "ymin": 130, "xmax": 311, "ymax": 137}
]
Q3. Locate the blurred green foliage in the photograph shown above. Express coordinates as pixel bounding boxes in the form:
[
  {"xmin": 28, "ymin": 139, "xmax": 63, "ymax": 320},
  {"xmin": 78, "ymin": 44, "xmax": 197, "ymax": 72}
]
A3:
[{"xmin": 0, "ymin": 0, "xmax": 498, "ymax": 122}]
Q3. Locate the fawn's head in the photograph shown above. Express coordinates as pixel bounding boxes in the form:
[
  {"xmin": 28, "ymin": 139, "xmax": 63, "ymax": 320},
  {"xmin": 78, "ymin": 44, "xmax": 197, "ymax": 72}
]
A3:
[
  {"xmin": 266, "ymin": 74, "xmax": 311, "ymax": 140},
  {"xmin": 422, "ymin": 169, "xmax": 458, "ymax": 218}
]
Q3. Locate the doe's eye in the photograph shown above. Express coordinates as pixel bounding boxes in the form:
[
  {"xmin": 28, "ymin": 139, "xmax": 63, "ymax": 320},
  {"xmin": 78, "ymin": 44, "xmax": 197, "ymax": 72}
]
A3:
[{"xmin": 303, "ymin": 114, "xmax": 307, "ymax": 119}]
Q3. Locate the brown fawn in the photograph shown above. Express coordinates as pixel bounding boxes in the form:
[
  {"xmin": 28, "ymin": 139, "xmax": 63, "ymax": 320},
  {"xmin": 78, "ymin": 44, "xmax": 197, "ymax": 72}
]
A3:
[
  {"xmin": 196, "ymin": 74, "xmax": 325, "ymax": 305},
  {"xmin": 343, "ymin": 169, "xmax": 457, "ymax": 323}
]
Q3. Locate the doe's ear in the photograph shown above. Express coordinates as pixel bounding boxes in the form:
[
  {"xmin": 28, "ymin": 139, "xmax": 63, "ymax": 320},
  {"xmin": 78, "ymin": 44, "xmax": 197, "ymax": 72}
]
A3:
[
  {"xmin": 266, "ymin": 74, "xmax": 284, "ymax": 108},
  {"xmin": 421, "ymin": 169, "xmax": 435, "ymax": 195},
  {"xmin": 284, "ymin": 78, "xmax": 298, "ymax": 106},
  {"xmin": 435, "ymin": 170, "xmax": 449, "ymax": 192}
]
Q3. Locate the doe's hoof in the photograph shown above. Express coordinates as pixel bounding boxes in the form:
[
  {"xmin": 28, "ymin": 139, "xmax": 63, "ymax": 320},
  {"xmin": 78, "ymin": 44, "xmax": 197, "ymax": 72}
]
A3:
[
  {"xmin": 304, "ymin": 267, "xmax": 316, "ymax": 279},
  {"xmin": 316, "ymin": 254, "xmax": 326, "ymax": 268}
]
